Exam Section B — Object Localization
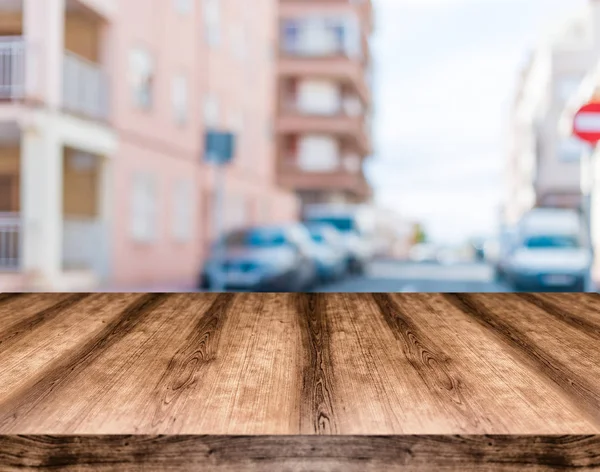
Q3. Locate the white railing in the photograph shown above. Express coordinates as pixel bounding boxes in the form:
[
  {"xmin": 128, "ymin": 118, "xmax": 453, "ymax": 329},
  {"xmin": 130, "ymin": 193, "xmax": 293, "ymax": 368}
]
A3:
[
  {"xmin": 0, "ymin": 37, "xmax": 26, "ymax": 100},
  {"xmin": 63, "ymin": 51, "xmax": 109, "ymax": 120},
  {"xmin": 0, "ymin": 213, "xmax": 21, "ymax": 270}
]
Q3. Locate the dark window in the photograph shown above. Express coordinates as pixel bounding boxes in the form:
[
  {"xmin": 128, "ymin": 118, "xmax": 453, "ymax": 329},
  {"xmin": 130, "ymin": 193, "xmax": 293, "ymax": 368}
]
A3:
[
  {"xmin": 524, "ymin": 235, "xmax": 581, "ymax": 249},
  {"xmin": 0, "ymin": 175, "xmax": 17, "ymax": 212},
  {"xmin": 307, "ymin": 217, "xmax": 355, "ymax": 233},
  {"xmin": 223, "ymin": 228, "xmax": 288, "ymax": 248}
]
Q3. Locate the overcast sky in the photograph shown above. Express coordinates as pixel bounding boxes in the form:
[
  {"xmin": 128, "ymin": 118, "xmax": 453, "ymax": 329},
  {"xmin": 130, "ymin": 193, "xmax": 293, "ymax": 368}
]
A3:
[{"xmin": 368, "ymin": 0, "xmax": 587, "ymax": 243}]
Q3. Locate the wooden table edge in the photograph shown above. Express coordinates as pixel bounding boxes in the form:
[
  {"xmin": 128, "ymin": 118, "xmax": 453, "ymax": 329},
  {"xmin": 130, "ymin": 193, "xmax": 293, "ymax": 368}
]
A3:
[{"xmin": 1, "ymin": 435, "xmax": 599, "ymax": 471}]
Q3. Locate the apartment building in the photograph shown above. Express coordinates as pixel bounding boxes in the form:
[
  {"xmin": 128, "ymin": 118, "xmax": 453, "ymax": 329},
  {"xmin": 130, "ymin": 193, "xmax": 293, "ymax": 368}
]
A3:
[
  {"xmin": 0, "ymin": 0, "xmax": 118, "ymax": 290},
  {"xmin": 276, "ymin": 0, "xmax": 373, "ymax": 208},
  {"xmin": 505, "ymin": 0, "xmax": 600, "ymax": 226},
  {"xmin": 560, "ymin": 59, "xmax": 600, "ymax": 285},
  {"xmin": 202, "ymin": 0, "xmax": 298, "ymax": 239},
  {"xmin": 0, "ymin": 0, "xmax": 298, "ymax": 290}
]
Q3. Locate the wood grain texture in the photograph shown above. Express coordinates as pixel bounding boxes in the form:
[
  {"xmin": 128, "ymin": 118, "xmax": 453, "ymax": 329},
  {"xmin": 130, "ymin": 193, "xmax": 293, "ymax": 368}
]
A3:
[
  {"xmin": 0, "ymin": 293, "xmax": 599, "ymax": 437},
  {"xmin": 0, "ymin": 435, "xmax": 599, "ymax": 471}
]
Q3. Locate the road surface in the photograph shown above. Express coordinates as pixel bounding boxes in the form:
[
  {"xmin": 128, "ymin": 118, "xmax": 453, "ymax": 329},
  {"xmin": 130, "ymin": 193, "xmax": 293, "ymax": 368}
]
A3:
[{"xmin": 315, "ymin": 260, "xmax": 511, "ymax": 293}]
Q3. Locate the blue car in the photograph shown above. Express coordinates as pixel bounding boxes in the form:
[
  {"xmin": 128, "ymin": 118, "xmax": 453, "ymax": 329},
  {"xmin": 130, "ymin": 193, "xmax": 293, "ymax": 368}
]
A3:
[{"xmin": 199, "ymin": 224, "xmax": 318, "ymax": 292}]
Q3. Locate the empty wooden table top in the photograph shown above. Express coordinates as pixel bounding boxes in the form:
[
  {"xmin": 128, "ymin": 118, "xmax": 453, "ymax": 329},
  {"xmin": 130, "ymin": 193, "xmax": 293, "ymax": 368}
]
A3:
[{"xmin": 0, "ymin": 292, "xmax": 599, "ymax": 436}]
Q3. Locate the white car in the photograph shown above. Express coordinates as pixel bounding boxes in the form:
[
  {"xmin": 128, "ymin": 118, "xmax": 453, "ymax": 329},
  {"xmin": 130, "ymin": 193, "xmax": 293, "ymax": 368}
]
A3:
[
  {"xmin": 303, "ymin": 205, "xmax": 375, "ymax": 274},
  {"xmin": 505, "ymin": 209, "xmax": 592, "ymax": 292}
]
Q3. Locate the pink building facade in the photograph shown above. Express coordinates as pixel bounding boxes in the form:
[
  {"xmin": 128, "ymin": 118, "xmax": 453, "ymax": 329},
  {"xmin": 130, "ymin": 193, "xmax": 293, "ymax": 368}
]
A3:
[{"xmin": 0, "ymin": 0, "xmax": 298, "ymax": 291}]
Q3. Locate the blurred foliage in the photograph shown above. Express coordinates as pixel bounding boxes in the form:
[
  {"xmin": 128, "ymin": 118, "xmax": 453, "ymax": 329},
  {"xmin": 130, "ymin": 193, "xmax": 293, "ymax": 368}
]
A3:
[{"xmin": 412, "ymin": 223, "xmax": 428, "ymax": 244}]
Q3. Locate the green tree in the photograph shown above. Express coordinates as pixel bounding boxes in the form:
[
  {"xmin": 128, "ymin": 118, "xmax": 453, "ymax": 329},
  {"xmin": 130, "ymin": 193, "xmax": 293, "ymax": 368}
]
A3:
[{"xmin": 413, "ymin": 223, "xmax": 428, "ymax": 244}]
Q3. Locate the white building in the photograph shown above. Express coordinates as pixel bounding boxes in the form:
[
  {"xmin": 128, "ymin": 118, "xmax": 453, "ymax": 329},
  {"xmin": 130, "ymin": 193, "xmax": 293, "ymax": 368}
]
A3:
[{"xmin": 505, "ymin": 1, "xmax": 600, "ymax": 226}]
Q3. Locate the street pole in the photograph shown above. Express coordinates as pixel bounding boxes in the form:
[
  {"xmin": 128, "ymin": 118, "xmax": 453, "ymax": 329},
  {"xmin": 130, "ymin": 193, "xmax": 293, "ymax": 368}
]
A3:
[
  {"xmin": 211, "ymin": 161, "xmax": 226, "ymax": 292},
  {"xmin": 581, "ymin": 144, "xmax": 596, "ymax": 292},
  {"xmin": 582, "ymin": 145, "xmax": 595, "ymax": 244}
]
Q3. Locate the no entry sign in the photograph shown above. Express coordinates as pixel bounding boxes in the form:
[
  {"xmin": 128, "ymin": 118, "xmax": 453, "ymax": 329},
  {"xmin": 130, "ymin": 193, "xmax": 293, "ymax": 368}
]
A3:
[{"xmin": 573, "ymin": 102, "xmax": 600, "ymax": 144}]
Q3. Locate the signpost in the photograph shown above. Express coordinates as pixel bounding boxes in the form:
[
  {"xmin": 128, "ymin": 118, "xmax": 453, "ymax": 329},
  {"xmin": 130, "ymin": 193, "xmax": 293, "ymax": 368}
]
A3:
[
  {"xmin": 573, "ymin": 102, "xmax": 600, "ymax": 291},
  {"xmin": 205, "ymin": 130, "xmax": 236, "ymax": 292}
]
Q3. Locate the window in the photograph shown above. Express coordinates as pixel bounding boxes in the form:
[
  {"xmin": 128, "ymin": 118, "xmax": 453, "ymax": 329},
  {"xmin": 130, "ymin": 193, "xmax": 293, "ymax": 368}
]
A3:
[
  {"xmin": 174, "ymin": 0, "xmax": 192, "ymax": 14},
  {"xmin": 283, "ymin": 20, "xmax": 300, "ymax": 53},
  {"xmin": 204, "ymin": 0, "xmax": 221, "ymax": 46},
  {"xmin": 204, "ymin": 94, "xmax": 220, "ymax": 126},
  {"xmin": 172, "ymin": 74, "xmax": 188, "ymax": 126},
  {"xmin": 298, "ymin": 135, "xmax": 340, "ymax": 172},
  {"xmin": 172, "ymin": 179, "xmax": 194, "ymax": 242},
  {"xmin": 282, "ymin": 15, "xmax": 361, "ymax": 57},
  {"xmin": 129, "ymin": 48, "xmax": 154, "ymax": 110},
  {"xmin": 0, "ymin": 175, "xmax": 17, "ymax": 212},
  {"xmin": 297, "ymin": 80, "xmax": 341, "ymax": 115},
  {"xmin": 524, "ymin": 235, "xmax": 581, "ymax": 249},
  {"xmin": 131, "ymin": 173, "xmax": 157, "ymax": 242}
]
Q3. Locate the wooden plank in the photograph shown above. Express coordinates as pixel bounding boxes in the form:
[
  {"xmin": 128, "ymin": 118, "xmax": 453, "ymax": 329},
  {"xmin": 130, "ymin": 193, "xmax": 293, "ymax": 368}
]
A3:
[
  {"xmin": 0, "ymin": 294, "xmax": 143, "ymax": 403},
  {"xmin": 0, "ymin": 294, "xmax": 169, "ymax": 432},
  {"xmin": 0, "ymin": 293, "xmax": 598, "ymax": 437},
  {"xmin": 0, "ymin": 435, "xmax": 599, "ymax": 471},
  {"xmin": 445, "ymin": 293, "xmax": 600, "ymax": 429},
  {"xmin": 161, "ymin": 293, "xmax": 303, "ymax": 434},
  {"xmin": 383, "ymin": 294, "xmax": 598, "ymax": 433}
]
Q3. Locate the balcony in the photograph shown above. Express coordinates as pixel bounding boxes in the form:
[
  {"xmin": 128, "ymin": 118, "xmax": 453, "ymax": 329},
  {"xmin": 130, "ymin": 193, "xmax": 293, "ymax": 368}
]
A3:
[
  {"xmin": 0, "ymin": 37, "xmax": 109, "ymax": 121},
  {"xmin": 63, "ymin": 51, "xmax": 109, "ymax": 120},
  {"xmin": 279, "ymin": 55, "xmax": 370, "ymax": 106},
  {"xmin": 0, "ymin": 212, "xmax": 20, "ymax": 271},
  {"xmin": 0, "ymin": 37, "xmax": 26, "ymax": 100},
  {"xmin": 278, "ymin": 157, "xmax": 372, "ymax": 201},
  {"xmin": 278, "ymin": 107, "xmax": 372, "ymax": 157}
]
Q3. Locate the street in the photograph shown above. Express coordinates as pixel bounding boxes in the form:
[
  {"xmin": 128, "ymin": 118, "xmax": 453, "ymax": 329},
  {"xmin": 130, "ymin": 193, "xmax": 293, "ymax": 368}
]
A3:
[{"xmin": 315, "ymin": 260, "xmax": 510, "ymax": 293}]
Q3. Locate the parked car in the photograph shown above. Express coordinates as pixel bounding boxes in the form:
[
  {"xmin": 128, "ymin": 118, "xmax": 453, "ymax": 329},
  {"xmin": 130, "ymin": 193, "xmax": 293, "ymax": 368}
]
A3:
[
  {"xmin": 408, "ymin": 243, "xmax": 439, "ymax": 263},
  {"xmin": 504, "ymin": 209, "xmax": 592, "ymax": 292},
  {"xmin": 303, "ymin": 205, "xmax": 374, "ymax": 274},
  {"xmin": 199, "ymin": 224, "xmax": 318, "ymax": 292},
  {"xmin": 490, "ymin": 228, "xmax": 518, "ymax": 282},
  {"xmin": 304, "ymin": 223, "xmax": 349, "ymax": 281}
]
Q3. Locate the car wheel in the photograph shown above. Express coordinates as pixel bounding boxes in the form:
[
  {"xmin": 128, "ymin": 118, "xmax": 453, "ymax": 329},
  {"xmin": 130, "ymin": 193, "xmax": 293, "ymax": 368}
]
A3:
[{"xmin": 198, "ymin": 274, "xmax": 210, "ymax": 290}]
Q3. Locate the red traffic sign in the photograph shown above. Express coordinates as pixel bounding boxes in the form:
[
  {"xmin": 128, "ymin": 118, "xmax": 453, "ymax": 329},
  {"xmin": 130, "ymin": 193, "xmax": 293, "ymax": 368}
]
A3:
[{"xmin": 573, "ymin": 102, "xmax": 600, "ymax": 144}]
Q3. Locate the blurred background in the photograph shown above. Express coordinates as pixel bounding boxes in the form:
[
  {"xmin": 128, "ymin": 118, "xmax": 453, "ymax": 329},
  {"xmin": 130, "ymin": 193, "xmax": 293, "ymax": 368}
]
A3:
[{"xmin": 0, "ymin": 0, "xmax": 599, "ymax": 293}]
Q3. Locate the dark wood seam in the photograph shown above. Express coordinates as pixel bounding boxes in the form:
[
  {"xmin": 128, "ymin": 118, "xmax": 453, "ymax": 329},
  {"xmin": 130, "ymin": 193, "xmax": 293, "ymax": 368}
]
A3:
[
  {"xmin": 0, "ymin": 294, "xmax": 90, "ymax": 355},
  {"xmin": 516, "ymin": 294, "xmax": 600, "ymax": 343},
  {"xmin": 0, "ymin": 294, "xmax": 170, "ymax": 432},
  {"xmin": 295, "ymin": 293, "xmax": 338, "ymax": 435},
  {"xmin": 444, "ymin": 294, "xmax": 600, "ymax": 429},
  {"xmin": 147, "ymin": 293, "xmax": 236, "ymax": 430}
]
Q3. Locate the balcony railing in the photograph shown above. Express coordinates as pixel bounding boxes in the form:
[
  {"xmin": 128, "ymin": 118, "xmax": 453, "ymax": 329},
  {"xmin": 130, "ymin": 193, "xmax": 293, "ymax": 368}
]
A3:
[
  {"xmin": 0, "ymin": 37, "xmax": 26, "ymax": 100},
  {"xmin": 63, "ymin": 51, "xmax": 109, "ymax": 120},
  {"xmin": 0, "ymin": 39, "xmax": 109, "ymax": 120},
  {"xmin": 0, "ymin": 213, "xmax": 20, "ymax": 270},
  {"xmin": 279, "ymin": 157, "xmax": 371, "ymax": 198}
]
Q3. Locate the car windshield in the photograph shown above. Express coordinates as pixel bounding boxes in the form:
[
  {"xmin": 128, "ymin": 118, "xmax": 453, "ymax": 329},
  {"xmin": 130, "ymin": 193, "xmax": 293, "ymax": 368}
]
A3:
[
  {"xmin": 223, "ymin": 229, "xmax": 288, "ymax": 248},
  {"xmin": 524, "ymin": 235, "xmax": 581, "ymax": 249},
  {"xmin": 307, "ymin": 217, "xmax": 355, "ymax": 233}
]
